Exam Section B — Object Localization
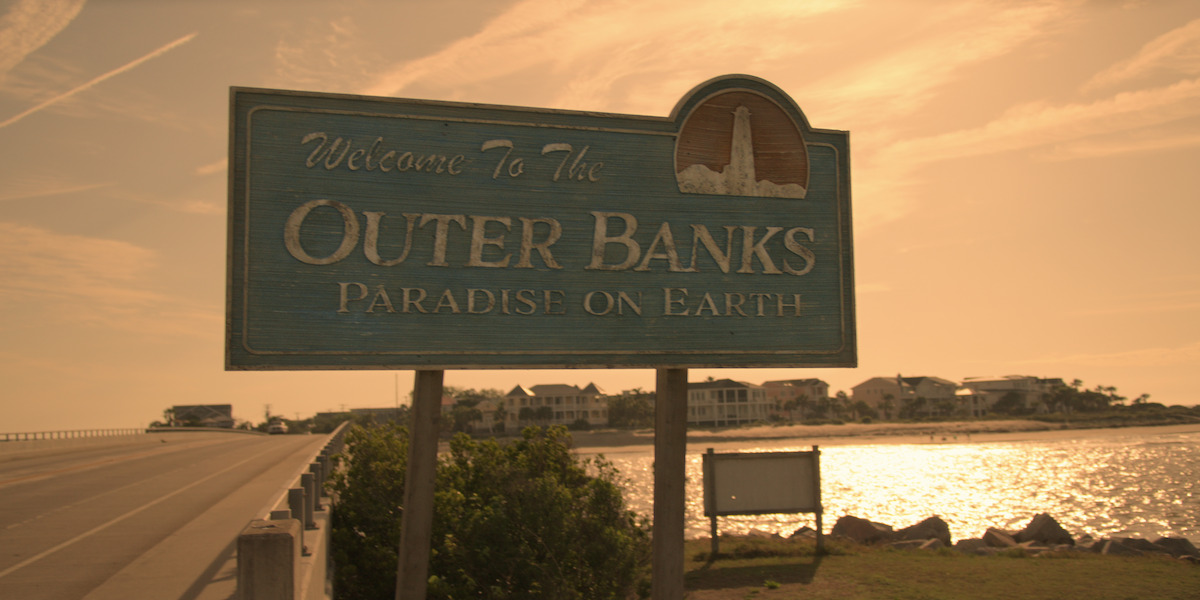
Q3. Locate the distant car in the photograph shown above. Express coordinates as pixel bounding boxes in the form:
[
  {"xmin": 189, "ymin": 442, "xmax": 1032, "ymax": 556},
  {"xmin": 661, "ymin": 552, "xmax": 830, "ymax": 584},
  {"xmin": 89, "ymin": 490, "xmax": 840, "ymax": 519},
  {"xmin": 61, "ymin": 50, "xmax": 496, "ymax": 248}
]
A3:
[{"xmin": 267, "ymin": 422, "xmax": 288, "ymax": 434}]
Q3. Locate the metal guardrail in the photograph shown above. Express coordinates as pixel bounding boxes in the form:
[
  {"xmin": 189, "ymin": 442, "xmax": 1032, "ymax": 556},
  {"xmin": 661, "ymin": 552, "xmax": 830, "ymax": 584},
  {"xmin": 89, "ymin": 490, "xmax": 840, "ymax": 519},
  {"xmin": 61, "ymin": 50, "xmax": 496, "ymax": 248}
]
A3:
[{"xmin": 1, "ymin": 428, "xmax": 145, "ymax": 442}]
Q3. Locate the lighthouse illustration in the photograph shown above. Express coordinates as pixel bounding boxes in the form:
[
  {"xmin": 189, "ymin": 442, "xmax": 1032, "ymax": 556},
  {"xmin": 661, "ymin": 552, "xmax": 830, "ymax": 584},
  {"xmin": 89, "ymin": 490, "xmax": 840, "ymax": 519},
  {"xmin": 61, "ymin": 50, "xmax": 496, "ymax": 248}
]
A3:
[{"xmin": 676, "ymin": 91, "xmax": 808, "ymax": 199}]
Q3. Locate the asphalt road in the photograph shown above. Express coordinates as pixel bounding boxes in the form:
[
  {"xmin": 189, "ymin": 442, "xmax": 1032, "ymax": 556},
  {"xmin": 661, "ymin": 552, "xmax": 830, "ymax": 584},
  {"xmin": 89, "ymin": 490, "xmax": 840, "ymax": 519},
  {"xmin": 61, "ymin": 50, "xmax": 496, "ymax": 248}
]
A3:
[{"xmin": 0, "ymin": 431, "xmax": 330, "ymax": 600}]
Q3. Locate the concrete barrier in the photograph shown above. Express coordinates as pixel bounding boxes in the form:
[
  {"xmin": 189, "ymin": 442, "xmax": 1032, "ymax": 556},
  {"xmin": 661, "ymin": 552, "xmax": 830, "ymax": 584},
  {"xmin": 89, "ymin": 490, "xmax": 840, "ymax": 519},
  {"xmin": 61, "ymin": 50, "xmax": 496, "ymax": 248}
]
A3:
[
  {"xmin": 238, "ymin": 421, "xmax": 350, "ymax": 600},
  {"xmin": 237, "ymin": 518, "xmax": 301, "ymax": 600}
]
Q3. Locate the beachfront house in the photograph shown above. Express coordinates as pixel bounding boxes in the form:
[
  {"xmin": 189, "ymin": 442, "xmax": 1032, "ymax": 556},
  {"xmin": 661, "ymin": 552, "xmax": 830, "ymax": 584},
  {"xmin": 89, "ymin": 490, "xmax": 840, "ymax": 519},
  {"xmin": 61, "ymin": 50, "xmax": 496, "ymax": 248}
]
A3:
[
  {"xmin": 503, "ymin": 383, "xmax": 608, "ymax": 428},
  {"xmin": 761, "ymin": 378, "xmax": 829, "ymax": 420},
  {"xmin": 960, "ymin": 375, "xmax": 1066, "ymax": 414},
  {"xmin": 686, "ymin": 379, "xmax": 771, "ymax": 426},
  {"xmin": 850, "ymin": 377, "xmax": 910, "ymax": 419}
]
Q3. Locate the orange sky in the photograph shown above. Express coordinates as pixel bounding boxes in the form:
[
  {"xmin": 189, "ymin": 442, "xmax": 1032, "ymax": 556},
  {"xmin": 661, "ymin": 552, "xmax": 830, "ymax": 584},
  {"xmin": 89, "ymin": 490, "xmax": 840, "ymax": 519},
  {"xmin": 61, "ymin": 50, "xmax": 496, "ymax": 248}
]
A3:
[{"xmin": 2, "ymin": 0, "xmax": 1198, "ymax": 430}]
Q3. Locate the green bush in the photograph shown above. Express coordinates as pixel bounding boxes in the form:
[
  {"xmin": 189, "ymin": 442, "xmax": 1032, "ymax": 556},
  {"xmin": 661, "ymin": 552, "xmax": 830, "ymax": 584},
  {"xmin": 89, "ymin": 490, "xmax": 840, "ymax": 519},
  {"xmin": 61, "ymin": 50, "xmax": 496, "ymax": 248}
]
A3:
[
  {"xmin": 330, "ymin": 424, "xmax": 651, "ymax": 600},
  {"xmin": 329, "ymin": 421, "xmax": 409, "ymax": 600}
]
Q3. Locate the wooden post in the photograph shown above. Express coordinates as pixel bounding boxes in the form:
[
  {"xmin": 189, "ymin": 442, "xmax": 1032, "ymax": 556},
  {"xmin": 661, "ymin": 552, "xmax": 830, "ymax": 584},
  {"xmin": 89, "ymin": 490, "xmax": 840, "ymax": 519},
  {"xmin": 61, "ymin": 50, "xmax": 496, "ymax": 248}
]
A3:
[
  {"xmin": 653, "ymin": 368, "xmax": 688, "ymax": 600},
  {"xmin": 704, "ymin": 448, "xmax": 719, "ymax": 559},
  {"xmin": 395, "ymin": 370, "xmax": 442, "ymax": 600},
  {"xmin": 812, "ymin": 445, "xmax": 825, "ymax": 555}
]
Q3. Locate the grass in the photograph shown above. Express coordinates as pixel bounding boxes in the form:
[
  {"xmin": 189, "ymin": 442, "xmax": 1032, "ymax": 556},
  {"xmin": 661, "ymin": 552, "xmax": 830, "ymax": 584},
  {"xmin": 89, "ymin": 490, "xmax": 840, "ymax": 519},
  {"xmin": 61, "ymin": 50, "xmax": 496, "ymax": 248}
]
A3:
[{"xmin": 682, "ymin": 536, "xmax": 1200, "ymax": 600}]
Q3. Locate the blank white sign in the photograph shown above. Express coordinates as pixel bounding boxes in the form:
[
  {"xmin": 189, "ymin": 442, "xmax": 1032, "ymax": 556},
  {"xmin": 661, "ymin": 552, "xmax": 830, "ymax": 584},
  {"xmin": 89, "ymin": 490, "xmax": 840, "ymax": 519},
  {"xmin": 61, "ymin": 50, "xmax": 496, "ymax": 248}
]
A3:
[{"xmin": 705, "ymin": 451, "xmax": 819, "ymax": 515}]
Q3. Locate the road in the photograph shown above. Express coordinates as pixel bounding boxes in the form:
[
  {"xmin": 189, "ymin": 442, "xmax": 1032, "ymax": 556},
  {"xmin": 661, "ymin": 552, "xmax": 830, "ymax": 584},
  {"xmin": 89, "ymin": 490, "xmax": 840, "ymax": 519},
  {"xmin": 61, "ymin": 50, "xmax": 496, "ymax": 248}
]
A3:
[{"xmin": 0, "ymin": 431, "xmax": 330, "ymax": 600}]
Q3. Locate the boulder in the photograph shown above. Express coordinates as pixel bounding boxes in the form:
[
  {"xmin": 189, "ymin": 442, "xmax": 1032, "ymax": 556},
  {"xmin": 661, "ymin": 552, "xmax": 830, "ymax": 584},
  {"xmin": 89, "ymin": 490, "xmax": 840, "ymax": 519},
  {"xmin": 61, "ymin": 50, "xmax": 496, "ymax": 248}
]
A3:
[
  {"xmin": 1153, "ymin": 537, "xmax": 1200, "ymax": 559},
  {"xmin": 790, "ymin": 526, "xmax": 816, "ymax": 540},
  {"xmin": 1099, "ymin": 539, "xmax": 1144, "ymax": 556},
  {"xmin": 830, "ymin": 515, "xmax": 895, "ymax": 545},
  {"xmin": 896, "ymin": 516, "xmax": 953, "ymax": 547},
  {"xmin": 982, "ymin": 527, "xmax": 1018, "ymax": 548},
  {"xmin": 1015, "ymin": 513, "xmax": 1074, "ymax": 546},
  {"xmin": 953, "ymin": 538, "xmax": 989, "ymax": 555},
  {"xmin": 1112, "ymin": 537, "xmax": 1173, "ymax": 556}
]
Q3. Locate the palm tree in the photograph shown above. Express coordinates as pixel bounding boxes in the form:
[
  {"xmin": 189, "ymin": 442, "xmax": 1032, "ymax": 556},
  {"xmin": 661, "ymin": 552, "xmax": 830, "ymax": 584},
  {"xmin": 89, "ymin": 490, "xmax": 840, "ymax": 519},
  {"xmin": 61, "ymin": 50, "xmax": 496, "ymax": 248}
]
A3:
[
  {"xmin": 796, "ymin": 393, "xmax": 811, "ymax": 422},
  {"xmin": 880, "ymin": 394, "xmax": 895, "ymax": 421}
]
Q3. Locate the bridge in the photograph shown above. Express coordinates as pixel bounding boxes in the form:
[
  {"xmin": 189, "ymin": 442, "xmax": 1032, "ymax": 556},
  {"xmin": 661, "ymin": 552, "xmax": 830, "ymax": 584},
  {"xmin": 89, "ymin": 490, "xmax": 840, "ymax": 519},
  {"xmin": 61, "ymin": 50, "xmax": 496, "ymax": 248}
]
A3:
[{"xmin": 0, "ymin": 427, "xmax": 343, "ymax": 599}]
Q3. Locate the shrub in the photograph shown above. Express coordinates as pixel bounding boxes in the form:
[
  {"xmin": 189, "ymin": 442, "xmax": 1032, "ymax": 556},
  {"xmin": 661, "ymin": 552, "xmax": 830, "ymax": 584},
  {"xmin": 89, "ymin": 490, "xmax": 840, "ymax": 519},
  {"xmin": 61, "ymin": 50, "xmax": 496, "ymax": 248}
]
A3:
[
  {"xmin": 331, "ymin": 424, "xmax": 651, "ymax": 600},
  {"xmin": 328, "ymin": 421, "xmax": 409, "ymax": 600}
]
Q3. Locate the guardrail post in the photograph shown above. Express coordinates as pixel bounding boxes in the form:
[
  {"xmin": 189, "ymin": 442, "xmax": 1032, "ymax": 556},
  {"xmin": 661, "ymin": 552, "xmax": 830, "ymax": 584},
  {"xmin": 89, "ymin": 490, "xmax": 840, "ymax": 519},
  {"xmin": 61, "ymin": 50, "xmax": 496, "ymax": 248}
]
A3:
[
  {"xmin": 316, "ymin": 455, "xmax": 330, "ymax": 498},
  {"xmin": 300, "ymin": 473, "xmax": 317, "ymax": 529},
  {"xmin": 237, "ymin": 518, "xmax": 300, "ymax": 600},
  {"xmin": 288, "ymin": 487, "xmax": 309, "ymax": 555},
  {"xmin": 308, "ymin": 463, "xmax": 324, "ymax": 509}
]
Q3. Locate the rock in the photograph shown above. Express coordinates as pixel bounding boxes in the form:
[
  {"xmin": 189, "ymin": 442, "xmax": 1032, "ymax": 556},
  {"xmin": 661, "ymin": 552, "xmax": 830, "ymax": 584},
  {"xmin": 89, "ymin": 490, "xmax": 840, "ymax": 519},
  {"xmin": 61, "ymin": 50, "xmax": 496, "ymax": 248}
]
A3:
[
  {"xmin": 746, "ymin": 528, "xmax": 781, "ymax": 539},
  {"xmin": 1115, "ymin": 537, "xmax": 1173, "ymax": 556},
  {"xmin": 790, "ymin": 526, "xmax": 816, "ymax": 540},
  {"xmin": 1099, "ymin": 539, "xmax": 1144, "ymax": 556},
  {"xmin": 1153, "ymin": 537, "xmax": 1200, "ymax": 558},
  {"xmin": 1015, "ymin": 513, "xmax": 1074, "ymax": 546},
  {"xmin": 830, "ymin": 515, "xmax": 895, "ymax": 545},
  {"xmin": 982, "ymin": 527, "xmax": 1018, "ymax": 548},
  {"xmin": 953, "ymin": 538, "xmax": 988, "ymax": 554},
  {"xmin": 896, "ymin": 516, "xmax": 952, "ymax": 547}
]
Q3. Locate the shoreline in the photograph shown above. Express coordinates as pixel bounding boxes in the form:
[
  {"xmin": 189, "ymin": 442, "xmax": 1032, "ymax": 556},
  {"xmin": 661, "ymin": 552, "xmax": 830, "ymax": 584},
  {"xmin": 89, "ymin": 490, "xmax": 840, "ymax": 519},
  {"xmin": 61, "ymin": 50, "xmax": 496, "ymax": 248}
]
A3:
[{"xmin": 567, "ymin": 420, "xmax": 1200, "ymax": 452}]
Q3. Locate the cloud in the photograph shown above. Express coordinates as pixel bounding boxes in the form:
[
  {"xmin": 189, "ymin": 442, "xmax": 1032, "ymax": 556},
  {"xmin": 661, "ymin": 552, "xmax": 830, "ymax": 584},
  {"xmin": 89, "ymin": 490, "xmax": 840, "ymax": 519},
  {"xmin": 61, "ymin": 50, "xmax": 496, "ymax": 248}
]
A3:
[
  {"xmin": 1068, "ymin": 289, "xmax": 1200, "ymax": 317},
  {"xmin": 361, "ymin": 0, "xmax": 853, "ymax": 112},
  {"xmin": 1083, "ymin": 18, "xmax": 1200, "ymax": 92},
  {"xmin": 0, "ymin": 222, "xmax": 159, "ymax": 305},
  {"xmin": 880, "ymin": 76, "xmax": 1200, "ymax": 167},
  {"xmin": 1017, "ymin": 341, "xmax": 1200, "ymax": 369},
  {"xmin": 0, "ymin": 222, "xmax": 217, "ymax": 338},
  {"xmin": 809, "ymin": 0, "xmax": 1077, "ymax": 127},
  {"xmin": 0, "ymin": 180, "xmax": 113, "ymax": 203},
  {"xmin": 195, "ymin": 159, "xmax": 226, "ymax": 176},
  {"xmin": 0, "ymin": 31, "xmax": 197, "ymax": 129},
  {"xmin": 1039, "ymin": 130, "xmax": 1200, "ymax": 160},
  {"xmin": 0, "ymin": 0, "xmax": 86, "ymax": 83}
]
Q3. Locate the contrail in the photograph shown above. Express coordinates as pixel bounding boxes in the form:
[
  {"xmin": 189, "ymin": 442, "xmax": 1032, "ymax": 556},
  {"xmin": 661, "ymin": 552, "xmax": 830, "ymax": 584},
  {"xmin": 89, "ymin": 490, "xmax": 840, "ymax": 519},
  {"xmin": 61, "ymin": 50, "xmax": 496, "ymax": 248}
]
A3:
[{"xmin": 0, "ymin": 31, "xmax": 197, "ymax": 129}]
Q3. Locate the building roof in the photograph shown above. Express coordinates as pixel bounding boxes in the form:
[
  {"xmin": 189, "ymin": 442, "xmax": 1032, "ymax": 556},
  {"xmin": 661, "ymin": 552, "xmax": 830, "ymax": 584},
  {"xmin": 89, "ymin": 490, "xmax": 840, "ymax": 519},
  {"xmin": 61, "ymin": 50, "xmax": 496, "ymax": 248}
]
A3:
[
  {"xmin": 761, "ymin": 378, "xmax": 826, "ymax": 387},
  {"xmin": 900, "ymin": 376, "xmax": 957, "ymax": 388},
  {"xmin": 508, "ymin": 383, "xmax": 602, "ymax": 397},
  {"xmin": 850, "ymin": 376, "xmax": 910, "ymax": 391},
  {"xmin": 688, "ymin": 378, "xmax": 757, "ymax": 390},
  {"xmin": 506, "ymin": 384, "xmax": 535, "ymax": 397}
]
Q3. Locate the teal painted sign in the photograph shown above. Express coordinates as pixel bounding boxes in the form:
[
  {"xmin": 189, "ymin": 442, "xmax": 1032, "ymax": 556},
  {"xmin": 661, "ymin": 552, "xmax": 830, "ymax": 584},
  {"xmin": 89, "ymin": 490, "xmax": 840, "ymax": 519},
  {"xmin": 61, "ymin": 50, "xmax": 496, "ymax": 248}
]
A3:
[{"xmin": 227, "ymin": 75, "xmax": 855, "ymax": 369}]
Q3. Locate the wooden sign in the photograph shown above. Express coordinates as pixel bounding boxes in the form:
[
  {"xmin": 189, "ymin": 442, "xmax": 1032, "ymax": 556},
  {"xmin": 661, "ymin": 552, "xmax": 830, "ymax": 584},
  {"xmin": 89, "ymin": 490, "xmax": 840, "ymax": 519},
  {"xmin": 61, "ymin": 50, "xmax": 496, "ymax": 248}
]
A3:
[{"xmin": 226, "ymin": 75, "xmax": 855, "ymax": 369}]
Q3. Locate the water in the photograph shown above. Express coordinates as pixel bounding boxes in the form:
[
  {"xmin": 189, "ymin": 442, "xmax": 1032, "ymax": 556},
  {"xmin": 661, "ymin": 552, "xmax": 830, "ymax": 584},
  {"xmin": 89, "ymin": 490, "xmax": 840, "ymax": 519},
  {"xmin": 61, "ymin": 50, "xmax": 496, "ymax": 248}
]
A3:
[{"xmin": 584, "ymin": 427, "xmax": 1200, "ymax": 542}]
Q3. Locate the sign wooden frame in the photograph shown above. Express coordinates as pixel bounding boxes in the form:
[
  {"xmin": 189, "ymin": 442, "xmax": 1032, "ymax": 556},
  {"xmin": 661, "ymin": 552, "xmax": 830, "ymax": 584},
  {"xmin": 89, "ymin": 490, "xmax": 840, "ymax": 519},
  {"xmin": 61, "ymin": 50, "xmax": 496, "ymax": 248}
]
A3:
[
  {"xmin": 702, "ymin": 447, "xmax": 824, "ymax": 555},
  {"xmin": 226, "ymin": 75, "xmax": 854, "ymax": 370}
]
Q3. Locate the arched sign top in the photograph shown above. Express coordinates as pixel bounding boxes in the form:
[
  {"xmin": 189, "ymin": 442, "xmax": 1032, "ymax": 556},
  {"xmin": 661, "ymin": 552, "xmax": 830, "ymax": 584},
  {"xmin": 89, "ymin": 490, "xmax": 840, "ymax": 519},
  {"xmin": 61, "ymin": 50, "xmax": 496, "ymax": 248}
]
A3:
[
  {"xmin": 672, "ymin": 77, "xmax": 812, "ymax": 199},
  {"xmin": 669, "ymin": 74, "xmax": 814, "ymax": 132}
]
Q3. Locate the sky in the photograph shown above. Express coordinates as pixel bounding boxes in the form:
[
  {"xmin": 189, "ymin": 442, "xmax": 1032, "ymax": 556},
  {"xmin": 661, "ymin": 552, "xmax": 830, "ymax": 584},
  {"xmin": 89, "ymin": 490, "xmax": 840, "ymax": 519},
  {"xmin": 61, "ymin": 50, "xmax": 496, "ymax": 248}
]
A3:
[{"xmin": 2, "ymin": 0, "xmax": 1199, "ymax": 430}]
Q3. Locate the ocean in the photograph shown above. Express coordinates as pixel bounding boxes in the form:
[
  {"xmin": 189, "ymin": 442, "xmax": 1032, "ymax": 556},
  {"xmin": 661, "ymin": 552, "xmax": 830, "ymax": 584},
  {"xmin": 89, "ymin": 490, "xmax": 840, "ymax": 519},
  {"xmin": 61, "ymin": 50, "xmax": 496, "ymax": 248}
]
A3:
[{"xmin": 583, "ymin": 426, "xmax": 1200, "ymax": 542}]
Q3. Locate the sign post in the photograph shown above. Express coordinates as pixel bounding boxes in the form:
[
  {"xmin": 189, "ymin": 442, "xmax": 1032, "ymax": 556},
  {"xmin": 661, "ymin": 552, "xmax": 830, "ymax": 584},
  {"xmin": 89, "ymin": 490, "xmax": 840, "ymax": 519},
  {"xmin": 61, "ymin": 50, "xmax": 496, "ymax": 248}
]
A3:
[
  {"xmin": 228, "ymin": 74, "xmax": 853, "ymax": 599},
  {"xmin": 395, "ymin": 370, "xmax": 442, "ymax": 600}
]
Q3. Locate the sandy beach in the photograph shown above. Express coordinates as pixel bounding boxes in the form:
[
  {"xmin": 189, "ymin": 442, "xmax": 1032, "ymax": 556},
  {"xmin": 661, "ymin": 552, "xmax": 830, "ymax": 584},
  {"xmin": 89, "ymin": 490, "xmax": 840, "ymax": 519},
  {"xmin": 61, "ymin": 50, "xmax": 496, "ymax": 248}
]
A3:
[{"xmin": 568, "ymin": 420, "xmax": 1200, "ymax": 452}]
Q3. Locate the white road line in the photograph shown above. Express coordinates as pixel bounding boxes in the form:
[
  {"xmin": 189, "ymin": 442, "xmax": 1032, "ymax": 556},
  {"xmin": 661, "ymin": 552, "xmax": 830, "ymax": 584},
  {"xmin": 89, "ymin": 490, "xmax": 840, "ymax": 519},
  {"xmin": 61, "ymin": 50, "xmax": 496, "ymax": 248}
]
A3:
[{"xmin": 0, "ymin": 443, "xmax": 271, "ymax": 580}]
